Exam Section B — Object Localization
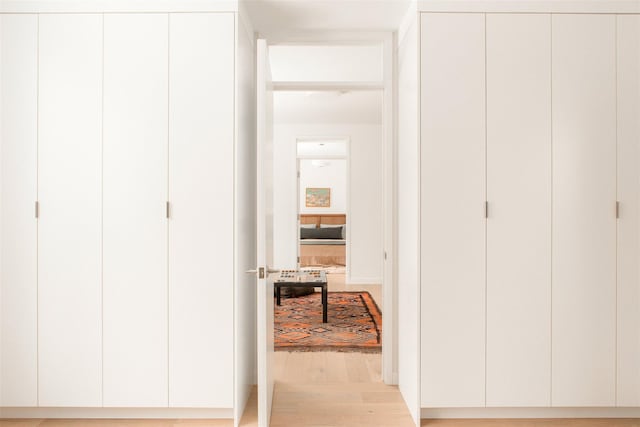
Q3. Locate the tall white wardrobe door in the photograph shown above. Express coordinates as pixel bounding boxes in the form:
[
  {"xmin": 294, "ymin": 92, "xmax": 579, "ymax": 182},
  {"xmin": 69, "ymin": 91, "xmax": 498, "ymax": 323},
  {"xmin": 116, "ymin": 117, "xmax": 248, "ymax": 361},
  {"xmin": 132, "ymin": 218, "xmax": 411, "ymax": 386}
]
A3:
[
  {"xmin": 168, "ymin": 13, "xmax": 234, "ymax": 408},
  {"xmin": 617, "ymin": 14, "xmax": 640, "ymax": 407},
  {"xmin": 38, "ymin": 14, "xmax": 103, "ymax": 407},
  {"xmin": 552, "ymin": 14, "xmax": 617, "ymax": 407},
  {"xmin": 0, "ymin": 14, "xmax": 38, "ymax": 407},
  {"xmin": 103, "ymin": 14, "xmax": 168, "ymax": 407},
  {"xmin": 420, "ymin": 13, "xmax": 486, "ymax": 407},
  {"xmin": 486, "ymin": 14, "xmax": 552, "ymax": 407}
]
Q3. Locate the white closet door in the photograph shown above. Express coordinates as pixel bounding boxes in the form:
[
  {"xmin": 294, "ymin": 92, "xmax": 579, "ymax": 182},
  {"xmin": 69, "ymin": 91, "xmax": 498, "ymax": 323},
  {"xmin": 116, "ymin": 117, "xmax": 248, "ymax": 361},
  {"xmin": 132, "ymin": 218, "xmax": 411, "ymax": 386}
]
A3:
[
  {"xmin": 552, "ymin": 14, "xmax": 617, "ymax": 407},
  {"xmin": 0, "ymin": 14, "xmax": 38, "ymax": 407},
  {"xmin": 420, "ymin": 13, "xmax": 486, "ymax": 408},
  {"xmin": 38, "ymin": 14, "xmax": 103, "ymax": 407},
  {"xmin": 617, "ymin": 14, "xmax": 640, "ymax": 407},
  {"xmin": 103, "ymin": 14, "xmax": 168, "ymax": 407},
  {"xmin": 485, "ymin": 14, "xmax": 552, "ymax": 407},
  {"xmin": 168, "ymin": 13, "xmax": 234, "ymax": 408}
]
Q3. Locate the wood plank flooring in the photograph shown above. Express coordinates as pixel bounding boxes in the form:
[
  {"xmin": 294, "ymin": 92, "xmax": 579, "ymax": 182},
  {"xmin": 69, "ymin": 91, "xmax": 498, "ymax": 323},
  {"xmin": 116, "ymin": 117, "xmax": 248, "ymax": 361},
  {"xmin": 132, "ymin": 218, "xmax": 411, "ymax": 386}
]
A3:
[{"xmin": 238, "ymin": 351, "xmax": 414, "ymax": 427}]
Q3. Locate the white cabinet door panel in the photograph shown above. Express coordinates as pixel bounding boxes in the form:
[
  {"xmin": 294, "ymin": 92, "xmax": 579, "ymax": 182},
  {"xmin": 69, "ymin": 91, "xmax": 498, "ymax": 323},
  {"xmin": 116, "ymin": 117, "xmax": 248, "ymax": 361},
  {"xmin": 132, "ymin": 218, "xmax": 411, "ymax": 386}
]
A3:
[
  {"xmin": 0, "ymin": 14, "xmax": 38, "ymax": 407},
  {"xmin": 168, "ymin": 13, "xmax": 234, "ymax": 408},
  {"xmin": 420, "ymin": 13, "xmax": 486, "ymax": 408},
  {"xmin": 486, "ymin": 13, "xmax": 552, "ymax": 407},
  {"xmin": 38, "ymin": 14, "xmax": 103, "ymax": 407},
  {"xmin": 551, "ymin": 14, "xmax": 617, "ymax": 407},
  {"xmin": 617, "ymin": 14, "xmax": 640, "ymax": 407},
  {"xmin": 103, "ymin": 13, "xmax": 168, "ymax": 407}
]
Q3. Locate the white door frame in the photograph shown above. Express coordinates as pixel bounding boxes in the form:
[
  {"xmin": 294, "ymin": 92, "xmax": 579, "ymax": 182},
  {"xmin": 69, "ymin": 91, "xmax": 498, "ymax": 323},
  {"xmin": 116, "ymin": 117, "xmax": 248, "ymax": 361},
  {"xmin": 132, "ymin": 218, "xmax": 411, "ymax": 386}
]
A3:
[{"xmin": 264, "ymin": 31, "xmax": 397, "ymax": 385}]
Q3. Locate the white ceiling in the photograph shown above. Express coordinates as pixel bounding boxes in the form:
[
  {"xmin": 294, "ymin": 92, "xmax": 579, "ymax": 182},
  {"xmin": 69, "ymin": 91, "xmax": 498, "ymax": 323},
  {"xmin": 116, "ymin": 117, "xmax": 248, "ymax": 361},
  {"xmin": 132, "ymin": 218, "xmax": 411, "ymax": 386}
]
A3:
[
  {"xmin": 274, "ymin": 90, "xmax": 383, "ymax": 124},
  {"xmin": 244, "ymin": 0, "xmax": 411, "ymax": 35}
]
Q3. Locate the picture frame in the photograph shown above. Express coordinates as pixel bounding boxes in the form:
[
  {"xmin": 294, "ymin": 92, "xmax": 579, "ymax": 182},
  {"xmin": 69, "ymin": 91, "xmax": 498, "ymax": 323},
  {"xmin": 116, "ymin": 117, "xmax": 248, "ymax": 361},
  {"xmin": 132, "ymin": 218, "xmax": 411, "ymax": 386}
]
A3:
[{"xmin": 305, "ymin": 187, "xmax": 331, "ymax": 208}]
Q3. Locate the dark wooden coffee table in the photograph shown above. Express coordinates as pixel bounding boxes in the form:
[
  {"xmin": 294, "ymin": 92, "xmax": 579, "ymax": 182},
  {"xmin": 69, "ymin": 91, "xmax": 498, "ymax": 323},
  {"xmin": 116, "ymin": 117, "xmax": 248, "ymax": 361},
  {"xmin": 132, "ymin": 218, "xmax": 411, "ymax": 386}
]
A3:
[{"xmin": 275, "ymin": 269, "xmax": 328, "ymax": 323}]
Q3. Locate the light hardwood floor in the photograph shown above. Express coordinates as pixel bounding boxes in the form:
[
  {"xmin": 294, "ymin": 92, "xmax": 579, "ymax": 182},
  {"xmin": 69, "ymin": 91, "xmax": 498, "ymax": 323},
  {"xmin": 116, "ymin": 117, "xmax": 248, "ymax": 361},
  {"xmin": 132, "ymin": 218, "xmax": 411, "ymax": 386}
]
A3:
[{"xmin": 238, "ymin": 351, "xmax": 413, "ymax": 427}]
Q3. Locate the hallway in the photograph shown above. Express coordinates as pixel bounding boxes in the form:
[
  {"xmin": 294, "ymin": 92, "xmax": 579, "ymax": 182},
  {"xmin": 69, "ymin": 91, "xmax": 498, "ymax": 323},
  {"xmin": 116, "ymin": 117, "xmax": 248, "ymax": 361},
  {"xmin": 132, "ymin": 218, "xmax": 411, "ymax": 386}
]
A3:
[{"xmin": 240, "ymin": 352, "xmax": 414, "ymax": 427}]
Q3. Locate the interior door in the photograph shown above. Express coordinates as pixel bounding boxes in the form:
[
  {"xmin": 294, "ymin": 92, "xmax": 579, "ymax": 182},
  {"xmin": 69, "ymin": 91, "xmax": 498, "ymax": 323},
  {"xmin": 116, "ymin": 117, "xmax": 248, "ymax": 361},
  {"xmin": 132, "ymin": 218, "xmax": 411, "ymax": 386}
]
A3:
[
  {"xmin": 38, "ymin": 13, "xmax": 103, "ymax": 407},
  {"xmin": 256, "ymin": 38, "xmax": 275, "ymax": 427},
  {"xmin": 168, "ymin": 12, "xmax": 235, "ymax": 408},
  {"xmin": 0, "ymin": 13, "xmax": 38, "ymax": 407},
  {"xmin": 551, "ymin": 14, "xmax": 617, "ymax": 406},
  {"xmin": 420, "ymin": 13, "xmax": 486, "ymax": 407},
  {"xmin": 103, "ymin": 13, "xmax": 169, "ymax": 407},
  {"xmin": 617, "ymin": 14, "xmax": 640, "ymax": 406},
  {"xmin": 485, "ymin": 13, "xmax": 552, "ymax": 407}
]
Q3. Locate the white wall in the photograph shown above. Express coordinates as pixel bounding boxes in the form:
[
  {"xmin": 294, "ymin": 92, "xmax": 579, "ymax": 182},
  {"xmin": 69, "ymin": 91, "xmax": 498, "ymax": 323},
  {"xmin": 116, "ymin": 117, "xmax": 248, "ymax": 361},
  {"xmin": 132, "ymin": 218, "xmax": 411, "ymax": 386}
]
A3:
[
  {"xmin": 273, "ymin": 122, "xmax": 383, "ymax": 284},
  {"xmin": 275, "ymin": 91, "xmax": 382, "ymax": 125},
  {"xmin": 348, "ymin": 125, "xmax": 384, "ymax": 283},
  {"xmin": 396, "ymin": 6, "xmax": 420, "ymax": 425},
  {"xmin": 269, "ymin": 45, "xmax": 383, "ymax": 82},
  {"xmin": 297, "ymin": 141, "xmax": 347, "ymax": 157},
  {"xmin": 299, "ymin": 159, "xmax": 347, "ymax": 214}
]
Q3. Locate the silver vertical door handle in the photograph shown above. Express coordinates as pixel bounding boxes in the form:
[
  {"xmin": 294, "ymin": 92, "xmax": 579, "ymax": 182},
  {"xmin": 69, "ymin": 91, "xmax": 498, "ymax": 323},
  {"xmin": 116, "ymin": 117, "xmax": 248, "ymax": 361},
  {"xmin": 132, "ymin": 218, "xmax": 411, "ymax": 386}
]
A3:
[
  {"xmin": 35, "ymin": 201, "xmax": 39, "ymax": 218},
  {"xmin": 616, "ymin": 201, "xmax": 620, "ymax": 219},
  {"xmin": 166, "ymin": 201, "xmax": 170, "ymax": 219}
]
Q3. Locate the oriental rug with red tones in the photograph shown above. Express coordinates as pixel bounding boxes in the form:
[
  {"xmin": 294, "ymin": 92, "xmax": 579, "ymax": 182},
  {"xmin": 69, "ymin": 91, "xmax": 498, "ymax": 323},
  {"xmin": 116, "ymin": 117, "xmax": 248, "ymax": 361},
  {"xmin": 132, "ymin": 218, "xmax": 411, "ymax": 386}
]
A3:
[{"xmin": 274, "ymin": 291, "xmax": 382, "ymax": 353}]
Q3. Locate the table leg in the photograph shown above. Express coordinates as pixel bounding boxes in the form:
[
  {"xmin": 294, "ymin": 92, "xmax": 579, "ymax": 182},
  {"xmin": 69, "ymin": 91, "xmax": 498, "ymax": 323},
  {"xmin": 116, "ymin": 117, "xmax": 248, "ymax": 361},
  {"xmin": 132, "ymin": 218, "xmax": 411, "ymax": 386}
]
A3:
[
  {"xmin": 322, "ymin": 284, "xmax": 328, "ymax": 323},
  {"xmin": 276, "ymin": 286, "xmax": 281, "ymax": 306}
]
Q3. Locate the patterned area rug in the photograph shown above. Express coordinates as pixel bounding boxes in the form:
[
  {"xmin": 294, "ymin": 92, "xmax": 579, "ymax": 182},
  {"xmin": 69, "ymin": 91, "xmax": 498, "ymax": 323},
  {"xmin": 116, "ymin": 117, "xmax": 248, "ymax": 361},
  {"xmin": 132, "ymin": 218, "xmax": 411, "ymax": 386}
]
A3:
[{"xmin": 274, "ymin": 291, "xmax": 382, "ymax": 353}]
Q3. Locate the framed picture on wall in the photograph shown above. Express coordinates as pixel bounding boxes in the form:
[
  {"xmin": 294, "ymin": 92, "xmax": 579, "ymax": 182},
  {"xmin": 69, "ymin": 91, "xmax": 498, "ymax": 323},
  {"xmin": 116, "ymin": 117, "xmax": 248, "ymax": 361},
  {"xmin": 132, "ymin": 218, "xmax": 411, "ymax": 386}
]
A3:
[{"xmin": 305, "ymin": 188, "xmax": 331, "ymax": 208}]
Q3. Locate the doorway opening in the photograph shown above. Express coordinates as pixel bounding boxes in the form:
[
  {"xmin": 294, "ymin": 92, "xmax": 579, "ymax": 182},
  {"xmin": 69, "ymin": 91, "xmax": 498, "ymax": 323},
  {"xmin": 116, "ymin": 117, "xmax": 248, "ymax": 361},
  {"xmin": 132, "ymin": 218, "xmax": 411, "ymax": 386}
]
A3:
[
  {"xmin": 252, "ymin": 35, "xmax": 396, "ymax": 425},
  {"xmin": 296, "ymin": 138, "xmax": 349, "ymax": 275},
  {"xmin": 246, "ymin": 33, "xmax": 397, "ymax": 426},
  {"xmin": 271, "ymin": 82, "xmax": 386, "ymax": 418}
]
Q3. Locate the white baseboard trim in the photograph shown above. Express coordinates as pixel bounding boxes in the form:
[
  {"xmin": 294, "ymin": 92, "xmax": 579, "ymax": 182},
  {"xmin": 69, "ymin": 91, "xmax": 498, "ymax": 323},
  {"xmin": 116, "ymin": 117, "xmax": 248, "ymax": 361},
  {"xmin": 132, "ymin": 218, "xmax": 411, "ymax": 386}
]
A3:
[
  {"xmin": 0, "ymin": 407, "xmax": 233, "ymax": 419},
  {"xmin": 422, "ymin": 407, "xmax": 640, "ymax": 419},
  {"xmin": 346, "ymin": 276, "xmax": 382, "ymax": 285}
]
